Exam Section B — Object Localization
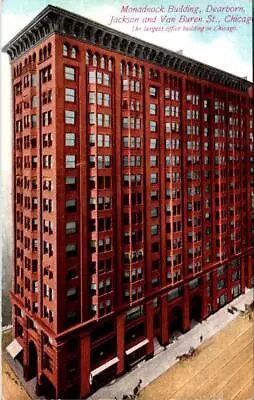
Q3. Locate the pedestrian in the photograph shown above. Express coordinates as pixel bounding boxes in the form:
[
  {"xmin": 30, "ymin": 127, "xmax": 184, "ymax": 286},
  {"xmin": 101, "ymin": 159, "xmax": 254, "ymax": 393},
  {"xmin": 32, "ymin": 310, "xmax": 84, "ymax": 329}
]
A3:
[
  {"xmin": 200, "ymin": 335, "xmax": 203, "ymax": 343},
  {"xmin": 163, "ymin": 345, "xmax": 167, "ymax": 351}
]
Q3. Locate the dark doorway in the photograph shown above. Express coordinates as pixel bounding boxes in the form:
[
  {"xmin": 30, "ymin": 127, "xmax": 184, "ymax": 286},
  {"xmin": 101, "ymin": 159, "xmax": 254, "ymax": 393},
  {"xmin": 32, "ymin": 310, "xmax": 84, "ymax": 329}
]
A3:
[
  {"xmin": 16, "ymin": 349, "xmax": 23, "ymax": 365},
  {"xmin": 190, "ymin": 295, "xmax": 202, "ymax": 322},
  {"xmin": 28, "ymin": 341, "xmax": 37, "ymax": 380},
  {"xmin": 169, "ymin": 306, "xmax": 183, "ymax": 334},
  {"xmin": 40, "ymin": 373, "xmax": 56, "ymax": 399}
]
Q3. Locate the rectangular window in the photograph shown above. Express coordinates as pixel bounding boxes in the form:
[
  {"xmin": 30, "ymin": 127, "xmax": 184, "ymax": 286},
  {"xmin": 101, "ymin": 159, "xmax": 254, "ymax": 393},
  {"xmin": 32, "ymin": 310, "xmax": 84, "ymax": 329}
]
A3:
[
  {"xmin": 150, "ymin": 155, "xmax": 158, "ymax": 167},
  {"xmin": 65, "ymin": 88, "xmax": 75, "ymax": 102},
  {"xmin": 150, "ymin": 87, "xmax": 157, "ymax": 97},
  {"xmin": 66, "ymin": 199, "xmax": 77, "ymax": 212},
  {"xmin": 150, "ymin": 138, "xmax": 157, "ymax": 149},
  {"xmin": 65, "ymin": 110, "xmax": 75, "ymax": 125},
  {"xmin": 88, "ymin": 70, "xmax": 96, "ymax": 83},
  {"xmin": 66, "ymin": 221, "xmax": 77, "ymax": 235},
  {"xmin": 150, "ymin": 104, "xmax": 156, "ymax": 115},
  {"xmin": 65, "ymin": 155, "xmax": 76, "ymax": 169},
  {"xmin": 151, "ymin": 224, "xmax": 158, "ymax": 235},
  {"xmin": 97, "ymin": 113, "xmax": 103, "ymax": 126},
  {"xmin": 31, "ymin": 115, "xmax": 37, "ymax": 128},
  {"xmin": 97, "ymin": 72, "xmax": 103, "ymax": 84},
  {"xmin": 65, "ymin": 66, "xmax": 75, "ymax": 81},
  {"xmin": 66, "ymin": 243, "xmax": 77, "ymax": 257},
  {"xmin": 31, "ymin": 96, "xmax": 37, "ymax": 108},
  {"xmin": 97, "ymin": 92, "xmax": 103, "ymax": 105},
  {"xmin": 150, "ymin": 173, "xmax": 158, "ymax": 184},
  {"xmin": 104, "ymin": 114, "xmax": 110, "ymax": 127},
  {"xmin": 150, "ymin": 121, "xmax": 157, "ymax": 132},
  {"xmin": 122, "ymin": 79, "xmax": 129, "ymax": 91},
  {"xmin": 103, "ymin": 73, "xmax": 110, "ymax": 86},
  {"xmin": 66, "ymin": 176, "xmax": 76, "ymax": 190},
  {"xmin": 104, "ymin": 93, "xmax": 110, "ymax": 107},
  {"xmin": 89, "ymin": 92, "xmax": 95, "ymax": 104},
  {"xmin": 122, "ymin": 117, "xmax": 129, "ymax": 129},
  {"xmin": 31, "ymin": 74, "xmax": 37, "ymax": 87},
  {"xmin": 165, "ymin": 88, "xmax": 170, "ymax": 98},
  {"xmin": 135, "ymin": 81, "xmax": 140, "ymax": 92},
  {"xmin": 151, "ymin": 207, "xmax": 158, "ymax": 217},
  {"xmin": 89, "ymin": 113, "xmax": 96, "ymax": 125},
  {"xmin": 67, "ymin": 287, "xmax": 77, "ymax": 299},
  {"xmin": 65, "ymin": 133, "xmax": 76, "ymax": 146}
]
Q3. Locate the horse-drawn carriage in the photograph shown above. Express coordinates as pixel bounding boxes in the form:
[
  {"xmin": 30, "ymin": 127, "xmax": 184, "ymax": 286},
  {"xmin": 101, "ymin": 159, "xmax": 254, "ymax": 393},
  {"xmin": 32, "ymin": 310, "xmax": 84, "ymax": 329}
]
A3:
[{"xmin": 176, "ymin": 346, "xmax": 198, "ymax": 362}]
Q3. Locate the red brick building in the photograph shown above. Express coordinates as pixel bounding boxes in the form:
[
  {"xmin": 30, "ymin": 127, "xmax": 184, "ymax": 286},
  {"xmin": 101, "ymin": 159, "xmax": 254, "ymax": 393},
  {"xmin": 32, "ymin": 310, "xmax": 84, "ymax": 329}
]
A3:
[{"xmin": 3, "ymin": 5, "xmax": 254, "ymax": 399}]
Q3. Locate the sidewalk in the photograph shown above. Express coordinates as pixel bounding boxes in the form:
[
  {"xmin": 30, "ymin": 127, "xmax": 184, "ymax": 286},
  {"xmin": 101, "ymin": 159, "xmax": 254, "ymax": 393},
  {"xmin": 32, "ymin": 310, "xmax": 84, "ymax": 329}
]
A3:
[
  {"xmin": 4, "ymin": 351, "xmax": 44, "ymax": 400},
  {"xmin": 89, "ymin": 288, "xmax": 253, "ymax": 400}
]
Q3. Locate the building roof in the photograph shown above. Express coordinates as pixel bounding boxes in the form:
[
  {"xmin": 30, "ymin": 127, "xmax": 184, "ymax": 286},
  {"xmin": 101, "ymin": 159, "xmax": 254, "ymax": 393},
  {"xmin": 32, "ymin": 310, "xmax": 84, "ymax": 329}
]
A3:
[{"xmin": 2, "ymin": 4, "xmax": 253, "ymax": 92}]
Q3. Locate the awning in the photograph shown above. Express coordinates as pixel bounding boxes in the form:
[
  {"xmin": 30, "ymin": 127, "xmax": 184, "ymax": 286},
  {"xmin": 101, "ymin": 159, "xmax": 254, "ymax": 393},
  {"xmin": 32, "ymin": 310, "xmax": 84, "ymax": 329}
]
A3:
[
  {"xmin": 91, "ymin": 356, "xmax": 119, "ymax": 378},
  {"xmin": 125, "ymin": 338, "xmax": 149, "ymax": 355},
  {"xmin": 6, "ymin": 339, "xmax": 23, "ymax": 359}
]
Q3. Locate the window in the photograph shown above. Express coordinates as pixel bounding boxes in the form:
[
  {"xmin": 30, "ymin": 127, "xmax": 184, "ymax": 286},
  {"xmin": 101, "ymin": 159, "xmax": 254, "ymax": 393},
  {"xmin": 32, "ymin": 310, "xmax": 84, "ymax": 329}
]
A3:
[
  {"xmin": 66, "ymin": 221, "xmax": 77, "ymax": 235},
  {"xmin": 150, "ymin": 138, "xmax": 157, "ymax": 149},
  {"xmin": 150, "ymin": 121, "xmax": 157, "ymax": 132},
  {"xmin": 150, "ymin": 86, "xmax": 157, "ymax": 97},
  {"xmin": 71, "ymin": 47, "xmax": 77, "ymax": 59},
  {"xmin": 89, "ymin": 92, "xmax": 95, "ymax": 104},
  {"xmin": 97, "ymin": 92, "xmax": 103, "ymax": 105},
  {"xmin": 168, "ymin": 287, "xmax": 183, "ymax": 301},
  {"xmin": 126, "ymin": 305, "xmax": 143, "ymax": 322},
  {"xmin": 43, "ymin": 155, "xmax": 52, "ymax": 168},
  {"xmin": 88, "ymin": 70, "xmax": 96, "ymax": 84},
  {"xmin": 66, "ymin": 243, "xmax": 77, "ymax": 257},
  {"xmin": 63, "ymin": 44, "xmax": 68, "ymax": 56},
  {"xmin": 151, "ymin": 207, "xmax": 158, "ymax": 217},
  {"xmin": 104, "ymin": 93, "xmax": 110, "ymax": 107},
  {"xmin": 32, "ymin": 281, "xmax": 38, "ymax": 293},
  {"xmin": 65, "ymin": 88, "xmax": 75, "ymax": 102},
  {"xmin": 104, "ymin": 114, "xmax": 110, "ymax": 127},
  {"xmin": 65, "ymin": 133, "xmax": 76, "ymax": 146},
  {"xmin": 217, "ymin": 279, "xmax": 226, "ymax": 290},
  {"xmin": 31, "ymin": 115, "xmax": 37, "ymax": 128},
  {"xmin": 67, "ymin": 310, "xmax": 78, "ymax": 325},
  {"xmin": 150, "ymin": 173, "xmax": 158, "ymax": 184},
  {"xmin": 31, "ymin": 74, "xmax": 37, "ymax": 87},
  {"xmin": 98, "ymin": 134, "xmax": 111, "ymax": 148},
  {"xmin": 65, "ymin": 110, "xmax": 75, "ymax": 124},
  {"xmin": 67, "ymin": 287, "xmax": 77, "ymax": 300},
  {"xmin": 31, "ymin": 96, "xmax": 37, "ymax": 108},
  {"xmin": 150, "ymin": 155, "xmax": 158, "ymax": 167},
  {"xmin": 42, "ymin": 111, "xmax": 52, "ymax": 126},
  {"xmin": 103, "ymin": 73, "xmax": 110, "ymax": 86},
  {"xmin": 218, "ymin": 293, "xmax": 227, "ymax": 307},
  {"xmin": 122, "ymin": 117, "xmax": 129, "ymax": 129},
  {"xmin": 151, "ymin": 225, "xmax": 158, "ymax": 235},
  {"xmin": 89, "ymin": 113, "xmax": 96, "ymax": 125},
  {"xmin": 66, "ymin": 176, "xmax": 76, "ymax": 190},
  {"xmin": 65, "ymin": 66, "xmax": 75, "ymax": 81},
  {"xmin": 150, "ymin": 104, "xmax": 156, "ymax": 115},
  {"xmin": 65, "ymin": 155, "xmax": 76, "ymax": 169},
  {"xmin": 165, "ymin": 88, "xmax": 170, "ymax": 98},
  {"xmin": 66, "ymin": 199, "xmax": 76, "ymax": 212}
]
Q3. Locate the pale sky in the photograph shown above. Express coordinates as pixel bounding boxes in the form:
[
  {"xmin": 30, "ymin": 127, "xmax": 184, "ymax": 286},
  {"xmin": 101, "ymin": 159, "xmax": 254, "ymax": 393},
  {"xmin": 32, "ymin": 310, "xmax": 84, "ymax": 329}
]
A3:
[{"xmin": 1, "ymin": 0, "xmax": 252, "ymax": 173}]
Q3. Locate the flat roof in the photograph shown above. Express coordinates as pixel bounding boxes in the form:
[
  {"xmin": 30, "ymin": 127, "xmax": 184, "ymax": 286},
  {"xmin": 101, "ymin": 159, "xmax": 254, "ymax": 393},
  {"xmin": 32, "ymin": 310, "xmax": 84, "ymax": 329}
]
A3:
[{"xmin": 2, "ymin": 4, "xmax": 253, "ymax": 92}]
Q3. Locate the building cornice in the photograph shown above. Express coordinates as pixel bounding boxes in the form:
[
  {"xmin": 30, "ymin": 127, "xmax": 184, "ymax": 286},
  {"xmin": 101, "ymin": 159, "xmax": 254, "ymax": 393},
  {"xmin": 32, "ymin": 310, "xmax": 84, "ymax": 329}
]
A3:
[{"xmin": 2, "ymin": 4, "xmax": 253, "ymax": 92}]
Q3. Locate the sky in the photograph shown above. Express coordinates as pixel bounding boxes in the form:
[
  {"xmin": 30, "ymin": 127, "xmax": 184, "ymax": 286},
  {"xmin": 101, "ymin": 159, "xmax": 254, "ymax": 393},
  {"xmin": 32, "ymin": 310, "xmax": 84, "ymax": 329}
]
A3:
[{"xmin": 0, "ymin": 0, "xmax": 253, "ymax": 174}]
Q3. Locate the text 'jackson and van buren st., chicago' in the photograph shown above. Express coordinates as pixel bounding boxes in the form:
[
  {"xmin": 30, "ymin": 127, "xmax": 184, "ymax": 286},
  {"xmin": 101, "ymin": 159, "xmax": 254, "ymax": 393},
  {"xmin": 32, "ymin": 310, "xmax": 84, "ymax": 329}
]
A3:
[{"xmin": 109, "ymin": 4, "xmax": 252, "ymax": 27}]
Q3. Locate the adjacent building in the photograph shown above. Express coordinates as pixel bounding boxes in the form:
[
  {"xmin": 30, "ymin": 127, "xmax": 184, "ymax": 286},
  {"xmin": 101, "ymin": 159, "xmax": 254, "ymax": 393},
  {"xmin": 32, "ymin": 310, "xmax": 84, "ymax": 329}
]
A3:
[{"xmin": 3, "ymin": 5, "xmax": 254, "ymax": 399}]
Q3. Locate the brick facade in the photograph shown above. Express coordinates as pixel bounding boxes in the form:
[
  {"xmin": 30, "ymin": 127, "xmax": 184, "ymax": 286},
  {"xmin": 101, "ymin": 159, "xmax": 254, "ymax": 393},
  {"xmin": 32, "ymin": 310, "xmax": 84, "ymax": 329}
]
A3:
[{"xmin": 3, "ymin": 5, "xmax": 254, "ymax": 399}]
